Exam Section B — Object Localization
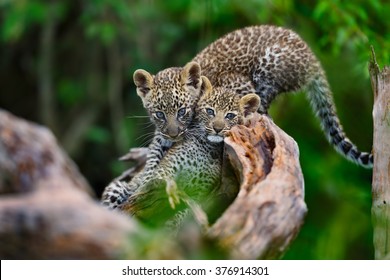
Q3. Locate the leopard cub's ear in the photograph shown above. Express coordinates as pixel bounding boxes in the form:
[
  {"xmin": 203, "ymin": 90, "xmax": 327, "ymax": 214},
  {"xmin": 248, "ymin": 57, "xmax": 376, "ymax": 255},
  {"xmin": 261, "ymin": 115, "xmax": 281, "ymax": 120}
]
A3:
[
  {"xmin": 133, "ymin": 69, "xmax": 154, "ymax": 98},
  {"xmin": 200, "ymin": 76, "xmax": 212, "ymax": 97},
  {"xmin": 239, "ymin": 93, "xmax": 260, "ymax": 118},
  {"xmin": 180, "ymin": 62, "xmax": 202, "ymax": 91}
]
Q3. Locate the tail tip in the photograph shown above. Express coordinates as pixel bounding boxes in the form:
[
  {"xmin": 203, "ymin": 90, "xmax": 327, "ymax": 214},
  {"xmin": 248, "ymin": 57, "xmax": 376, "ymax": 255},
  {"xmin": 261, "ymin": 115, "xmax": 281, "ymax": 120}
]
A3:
[{"xmin": 358, "ymin": 152, "xmax": 373, "ymax": 169}]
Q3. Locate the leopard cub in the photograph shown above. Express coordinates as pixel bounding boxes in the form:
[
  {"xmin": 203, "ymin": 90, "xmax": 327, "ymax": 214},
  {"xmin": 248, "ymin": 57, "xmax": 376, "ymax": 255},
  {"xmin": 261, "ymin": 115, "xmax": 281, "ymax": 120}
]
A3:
[
  {"xmin": 102, "ymin": 77, "xmax": 260, "ymax": 228},
  {"xmin": 134, "ymin": 62, "xmax": 202, "ymax": 145},
  {"xmin": 101, "ymin": 64, "xmax": 205, "ymax": 210}
]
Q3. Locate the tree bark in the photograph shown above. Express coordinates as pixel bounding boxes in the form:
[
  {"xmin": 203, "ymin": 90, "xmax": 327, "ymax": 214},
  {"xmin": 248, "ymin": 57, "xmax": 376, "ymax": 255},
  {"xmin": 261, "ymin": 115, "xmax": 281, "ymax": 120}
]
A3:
[
  {"xmin": 0, "ymin": 109, "xmax": 306, "ymax": 259},
  {"xmin": 0, "ymin": 109, "xmax": 181, "ymax": 259},
  {"xmin": 370, "ymin": 48, "xmax": 390, "ymax": 260},
  {"xmin": 117, "ymin": 114, "xmax": 307, "ymax": 259},
  {"xmin": 208, "ymin": 114, "xmax": 306, "ymax": 259}
]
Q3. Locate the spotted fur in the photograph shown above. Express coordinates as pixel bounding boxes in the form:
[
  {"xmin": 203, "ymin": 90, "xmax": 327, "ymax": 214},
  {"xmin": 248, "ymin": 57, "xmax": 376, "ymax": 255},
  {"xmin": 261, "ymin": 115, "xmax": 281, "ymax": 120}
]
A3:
[
  {"xmin": 101, "ymin": 78, "xmax": 260, "ymax": 228},
  {"xmin": 102, "ymin": 63, "xmax": 204, "ymax": 208},
  {"xmin": 196, "ymin": 84, "xmax": 260, "ymax": 143},
  {"xmin": 192, "ymin": 25, "xmax": 373, "ymax": 168},
  {"xmin": 102, "ymin": 25, "xmax": 373, "ymax": 210},
  {"xmin": 134, "ymin": 62, "xmax": 203, "ymax": 143},
  {"xmin": 101, "ymin": 76, "xmax": 218, "ymax": 210}
]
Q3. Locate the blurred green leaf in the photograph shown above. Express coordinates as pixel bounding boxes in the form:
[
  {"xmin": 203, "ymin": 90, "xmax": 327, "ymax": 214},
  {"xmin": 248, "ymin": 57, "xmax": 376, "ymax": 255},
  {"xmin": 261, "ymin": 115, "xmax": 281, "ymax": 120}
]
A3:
[
  {"xmin": 58, "ymin": 79, "xmax": 85, "ymax": 106},
  {"xmin": 87, "ymin": 126, "xmax": 110, "ymax": 144}
]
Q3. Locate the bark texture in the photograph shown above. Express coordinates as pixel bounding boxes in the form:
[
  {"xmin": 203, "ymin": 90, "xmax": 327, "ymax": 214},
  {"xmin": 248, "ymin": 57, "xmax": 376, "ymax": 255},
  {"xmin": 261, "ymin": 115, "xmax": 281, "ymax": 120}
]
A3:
[
  {"xmin": 0, "ymin": 109, "xmax": 179, "ymax": 259},
  {"xmin": 209, "ymin": 114, "xmax": 306, "ymax": 259},
  {"xmin": 0, "ymin": 109, "xmax": 306, "ymax": 259},
  {"xmin": 370, "ymin": 49, "xmax": 390, "ymax": 260},
  {"xmin": 118, "ymin": 114, "xmax": 307, "ymax": 259}
]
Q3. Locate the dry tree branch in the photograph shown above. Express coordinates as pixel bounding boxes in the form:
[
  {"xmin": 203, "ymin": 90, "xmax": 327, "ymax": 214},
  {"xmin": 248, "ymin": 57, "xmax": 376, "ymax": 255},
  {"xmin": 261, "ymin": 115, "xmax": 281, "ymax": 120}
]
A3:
[
  {"xmin": 118, "ymin": 114, "xmax": 307, "ymax": 259},
  {"xmin": 0, "ymin": 109, "xmax": 180, "ymax": 259},
  {"xmin": 208, "ymin": 114, "xmax": 306, "ymax": 259},
  {"xmin": 0, "ymin": 108, "xmax": 306, "ymax": 259}
]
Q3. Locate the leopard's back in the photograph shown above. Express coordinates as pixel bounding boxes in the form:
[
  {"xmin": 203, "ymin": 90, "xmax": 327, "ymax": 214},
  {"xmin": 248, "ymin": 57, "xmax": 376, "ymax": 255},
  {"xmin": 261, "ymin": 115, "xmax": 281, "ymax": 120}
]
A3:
[
  {"xmin": 193, "ymin": 25, "xmax": 373, "ymax": 168},
  {"xmin": 193, "ymin": 26, "xmax": 318, "ymax": 99}
]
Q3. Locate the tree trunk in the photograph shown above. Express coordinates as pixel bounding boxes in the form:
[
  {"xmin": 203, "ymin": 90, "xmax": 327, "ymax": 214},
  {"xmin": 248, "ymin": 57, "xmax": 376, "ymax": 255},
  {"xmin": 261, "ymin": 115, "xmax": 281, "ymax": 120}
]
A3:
[
  {"xmin": 38, "ymin": 3, "xmax": 58, "ymax": 134},
  {"xmin": 370, "ymin": 48, "xmax": 390, "ymax": 260}
]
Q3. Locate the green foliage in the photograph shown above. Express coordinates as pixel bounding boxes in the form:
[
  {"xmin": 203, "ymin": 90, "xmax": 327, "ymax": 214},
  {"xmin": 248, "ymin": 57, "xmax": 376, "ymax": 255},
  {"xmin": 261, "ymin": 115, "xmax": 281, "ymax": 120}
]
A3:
[
  {"xmin": 312, "ymin": 0, "xmax": 390, "ymax": 72},
  {"xmin": 87, "ymin": 125, "xmax": 111, "ymax": 144},
  {"xmin": 81, "ymin": 0, "xmax": 133, "ymax": 45},
  {"xmin": 1, "ymin": 0, "xmax": 66, "ymax": 41},
  {"xmin": 0, "ymin": 0, "xmax": 386, "ymax": 259},
  {"xmin": 58, "ymin": 79, "xmax": 85, "ymax": 106}
]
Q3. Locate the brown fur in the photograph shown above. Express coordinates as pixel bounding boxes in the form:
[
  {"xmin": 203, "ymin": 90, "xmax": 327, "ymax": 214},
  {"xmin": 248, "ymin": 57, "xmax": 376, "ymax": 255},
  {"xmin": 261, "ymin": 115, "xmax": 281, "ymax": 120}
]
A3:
[
  {"xmin": 192, "ymin": 25, "xmax": 372, "ymax": 167},
  {"xmin": 133, "ymin": 25, "xmax": 372, "ymax": 167},
  {"xmin": 101, "ymin": 78, "xmax": 259, "ymax": 214}
]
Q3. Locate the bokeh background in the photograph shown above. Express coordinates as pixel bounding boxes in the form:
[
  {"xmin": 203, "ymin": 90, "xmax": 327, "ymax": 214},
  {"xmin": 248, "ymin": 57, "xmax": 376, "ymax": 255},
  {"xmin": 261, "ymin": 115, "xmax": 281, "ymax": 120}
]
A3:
[{"xmin": 1, "ymin": 0, "xmax": 389, "ymax": 259}]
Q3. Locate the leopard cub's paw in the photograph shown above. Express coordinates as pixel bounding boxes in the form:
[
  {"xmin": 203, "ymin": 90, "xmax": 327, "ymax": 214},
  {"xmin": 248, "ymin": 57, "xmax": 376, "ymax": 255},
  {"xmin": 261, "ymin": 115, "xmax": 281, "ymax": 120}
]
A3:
[{"xmin": 165, "ymin": 178, "xmax": 181, "ymax": 209}]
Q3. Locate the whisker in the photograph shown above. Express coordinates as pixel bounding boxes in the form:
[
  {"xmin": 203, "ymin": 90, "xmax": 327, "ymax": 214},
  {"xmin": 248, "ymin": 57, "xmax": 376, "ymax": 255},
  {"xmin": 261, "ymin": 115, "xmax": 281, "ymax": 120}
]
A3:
[
  {"xmin": 138, "ymin": 139, "xmax": 153, "ymax": 148},
  {"xmin": 135, "ymin": 132, "xmax": 155, "ymax": 143},
  {"xmin": 134, "ymin": 124, "xmax": 155, "ymax": 130},
  {"xmin": 184, "ymin": 129, "xmax": 204, "ymax": 140},
  {"xmin": 126, "ymin": 115, "xmax": 150, "ymax": 119},
  {"xmin": 144, "ymin": 123, "xmax": 155, "ymax": 128},
  {"xmin": 133, "ymin": 134, "xmax": 154, "ymax": 148},
  {"xmin": 131, "ymin": 122, "xmax": 155, "ymax": 130}
]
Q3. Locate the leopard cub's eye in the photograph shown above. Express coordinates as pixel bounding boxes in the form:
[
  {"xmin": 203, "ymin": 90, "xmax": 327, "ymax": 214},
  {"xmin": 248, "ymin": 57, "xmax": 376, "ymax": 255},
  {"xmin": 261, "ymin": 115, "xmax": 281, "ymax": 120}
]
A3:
[
  {"xmin": 177, "ymin": 108, "xmax": 186, "ymax": 117},
  {"xmin": 155, "ymin": 111, "xmax": 165, "ymax": 120},
  {"xmin": 225, "ymin": 113, "xmax": 236, "ymax": 120},
  {"xmin": 206, "ymin": 108, "xmax": 215, "ymax": 116}
]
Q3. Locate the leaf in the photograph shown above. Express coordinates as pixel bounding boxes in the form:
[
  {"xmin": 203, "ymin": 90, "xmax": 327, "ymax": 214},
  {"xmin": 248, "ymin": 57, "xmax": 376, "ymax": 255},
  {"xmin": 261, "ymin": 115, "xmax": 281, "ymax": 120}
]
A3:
[
  {"xmin": 313, "ymin": 1, "xmax": 329, "ymax": 20},
  {"xmin": 58, "ymin": 79, "xmax": 85, "ymax": 106},
  {"xmin": 87, "ymin": 126, "xmax": 110, "ymax": 144}
]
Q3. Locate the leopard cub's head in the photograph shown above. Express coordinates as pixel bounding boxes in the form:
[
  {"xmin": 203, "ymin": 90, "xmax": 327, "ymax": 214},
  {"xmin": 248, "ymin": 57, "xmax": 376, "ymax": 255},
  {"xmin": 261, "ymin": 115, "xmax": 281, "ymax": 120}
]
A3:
[
  {"xmin": 133, "ymin": 62, "xmax": 202, "ymax": 143},
  {"xmin": 196, "ymin": 77, "xmax": 260, "ymax": 143}
]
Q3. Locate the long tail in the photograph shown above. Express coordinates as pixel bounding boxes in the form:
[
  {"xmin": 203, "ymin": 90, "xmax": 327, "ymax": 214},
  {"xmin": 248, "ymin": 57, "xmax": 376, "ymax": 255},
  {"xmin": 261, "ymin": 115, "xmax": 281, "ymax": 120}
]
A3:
[{"xmin": 306, "ymin": 73, "xmax": 373, "ymax": 168}]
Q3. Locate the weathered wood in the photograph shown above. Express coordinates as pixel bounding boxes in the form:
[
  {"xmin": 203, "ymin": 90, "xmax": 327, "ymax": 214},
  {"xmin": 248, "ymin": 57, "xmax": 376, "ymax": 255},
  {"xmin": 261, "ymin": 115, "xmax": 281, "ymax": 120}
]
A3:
[
  {"xmin": 119, "ymin": 114, "xmax": 307, "ymax": 259},
  {"xmin": 208, "ymin": 114, "xmax": 307, "ymax": 259},
  {"xmin": 369, "ymin": 48, "xmax": 390, "ymax": 260},
  {"xmin": 116, "ymin": 147, "xmax": 149, "ymax": 181},
  {"xmin": 0, "ymin": 109, "xmax": 181, "ymax": 259},
  {"xmin": 0, "ymin": 109, "xmax": 92, "ymax": 196},
  {"xmin": 0, "ymin": 108, "xmax": 306, "ymax": 259}
]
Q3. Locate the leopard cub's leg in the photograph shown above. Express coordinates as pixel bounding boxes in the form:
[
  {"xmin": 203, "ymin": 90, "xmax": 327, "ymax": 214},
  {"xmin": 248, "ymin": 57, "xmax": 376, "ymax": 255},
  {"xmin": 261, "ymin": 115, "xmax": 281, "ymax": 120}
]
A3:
[
  {"xmin": 101, "ymin": 134, "xmax": 172, "ymax": 210},
  {"xmin": 144, "ymin": 133, "xmax": 173, "ymax": 172},
  {"xmin": 101, "ymin": 180, "xmax": 133, "ymax": 209}
]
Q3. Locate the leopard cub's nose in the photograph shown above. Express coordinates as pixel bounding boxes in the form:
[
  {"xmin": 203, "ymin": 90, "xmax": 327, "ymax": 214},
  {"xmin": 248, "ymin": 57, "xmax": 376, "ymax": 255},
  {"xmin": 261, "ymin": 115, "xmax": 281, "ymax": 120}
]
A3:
[
  {"xmin": 213, "ymin": 127, "xmax": 222, "ymax": 133},
  {"xmin": 213, "ymin": 123, "xmax": 224, "ymax": 133}
]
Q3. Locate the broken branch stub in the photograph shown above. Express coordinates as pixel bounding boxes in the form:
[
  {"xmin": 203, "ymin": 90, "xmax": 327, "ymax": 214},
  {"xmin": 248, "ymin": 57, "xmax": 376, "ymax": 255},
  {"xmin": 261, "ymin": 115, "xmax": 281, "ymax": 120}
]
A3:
[{"xmin": 209, "ymin": 114, "xmax": 307, "ymax": 259}]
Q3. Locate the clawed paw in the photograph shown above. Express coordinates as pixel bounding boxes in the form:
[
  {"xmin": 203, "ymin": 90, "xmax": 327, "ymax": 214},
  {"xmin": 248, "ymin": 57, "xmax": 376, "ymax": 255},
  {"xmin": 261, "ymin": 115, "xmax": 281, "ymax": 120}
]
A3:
[{"xmin": 166, "ymin": 178, "xmax": 181, "ymax": 209}]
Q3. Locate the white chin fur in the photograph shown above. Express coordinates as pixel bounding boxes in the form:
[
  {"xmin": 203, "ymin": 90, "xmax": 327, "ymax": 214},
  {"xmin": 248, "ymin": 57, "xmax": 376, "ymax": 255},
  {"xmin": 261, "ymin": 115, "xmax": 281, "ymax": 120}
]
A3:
[{"xmin": 207, "ymin": 135, "xmax": 224, "ymax": 143}]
